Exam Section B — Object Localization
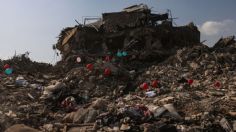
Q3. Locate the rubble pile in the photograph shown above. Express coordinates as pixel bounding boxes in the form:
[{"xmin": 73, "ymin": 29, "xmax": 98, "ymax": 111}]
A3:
[
  {"xmin": 0, "ymin": 57, "xmax": 56, "ymax": 130},
  {"xmin": 41, "ymin": 65, "xmax": 131, "ymax": 111},
  {"xmin": 0, "ymin": 53, "xmax": 53, "ymax": 74},
  {"xmin": 131, "ymin": 37, "xmax": 236, "ymax": 131},
  {"xmin": 0, "ymin": 4, "xmax": 236, "ymax": 132}
]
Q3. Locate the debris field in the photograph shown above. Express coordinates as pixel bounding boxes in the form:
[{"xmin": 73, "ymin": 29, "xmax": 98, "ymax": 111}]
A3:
[{"xmin": 0, "ymin": 4, "xmax": 236, "ymax": 132}]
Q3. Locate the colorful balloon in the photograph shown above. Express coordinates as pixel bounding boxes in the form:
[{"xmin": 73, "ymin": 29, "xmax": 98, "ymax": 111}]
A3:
[
  {"xmin": 151, "ymin": 80, "xmax": 158, "ymax": 88},
  {"xmin": 214, "ymin": 81, "xmax": 221, "ymax": 88},
  {"xmin": 105, "ymin": 56, "xmax": 112, "ymax": 62},
  {"xmin": 116, "ymin": 51, "xmax": 122, "ymax": 57},
  {"xmin": 4, "ymin": 64, "xmax": 10, "ymax": 69},
  {"xmin": 122, "ymin": 51, "xmax": 128, "ymax": 56},
  {"xmin": 76, "ymin": 57, "xmax": 81, "ymax": 63},
  {"xmin": 86, "ymin": 64, "xmax": 93, "ymax": 71},
  {"xmin": 187, "ymin": 79, "xmax": 194, "ymax": 85},
  {"xmin": 140, "ymin": 82, "xmax": 148, "ymax": 90},
  {"xmin": 5, "ymin": 68, "xmax": 13, "ymax": 75},
  {"xmin": 104, "ymin": 68, "xmax": 111, "ymax": 76}
]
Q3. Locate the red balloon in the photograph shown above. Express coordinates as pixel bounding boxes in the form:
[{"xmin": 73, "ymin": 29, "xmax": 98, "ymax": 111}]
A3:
[
  {"xmin": 151, "ymin": 80, "xmax": 158, "ymax": 88},
  {"xmin": 140, "ymin": 83, "xmax": 148, "ymax": 90},
  {"xmin": 214, "ymin": 81, "xmax": 221, "ymax": 88},
  {"xmin": 187, "ymin": 79, "xmax": 194, "ymax": 85},
  {"xmin": 105, "ymin": 56, "xmax": 112, "ymax": 62},
  {"xmin": 104, "ymin": 68, "xmax": 111, "ymax": 76},
  {"xmin": 4, "ymin": 64, "xmax": 10, "ymax": 69},
  {"xmin": 86, "ymin": 64, "xmax": 93, "ymax": 71}
]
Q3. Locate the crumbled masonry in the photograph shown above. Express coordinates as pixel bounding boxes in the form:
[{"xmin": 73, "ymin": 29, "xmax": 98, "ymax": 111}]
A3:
[{"xmin": 0, "ymin": 4, "xmax": 236, "ymax": 132}]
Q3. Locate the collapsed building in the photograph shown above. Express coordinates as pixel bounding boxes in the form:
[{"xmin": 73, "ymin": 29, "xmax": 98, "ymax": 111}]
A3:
[
  {"xmin": 55, "ymin": 4, "xmax": 200, "ymax": 64},
  {"xmin": 3, "ymin": 4, "xmax": 236, "ymax": 132}
]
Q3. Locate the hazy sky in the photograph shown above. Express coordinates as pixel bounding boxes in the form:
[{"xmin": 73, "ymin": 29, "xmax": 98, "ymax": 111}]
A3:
[{"xmin": 0, "ymin": 0, "xmax": 235, "ymax": 63}]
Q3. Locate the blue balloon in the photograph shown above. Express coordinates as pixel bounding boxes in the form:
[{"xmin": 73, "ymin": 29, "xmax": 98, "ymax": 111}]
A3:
[
  {"xmin": 5, "ymin": 68, "xmax": 13, "ymax": 75},
  {"xmin": 122, "ymin": 51, "xmax": 128, "ymax": 56},
  {"xmin": 116, "ymin": 51, "xmax": 122, "ymax": 57}
]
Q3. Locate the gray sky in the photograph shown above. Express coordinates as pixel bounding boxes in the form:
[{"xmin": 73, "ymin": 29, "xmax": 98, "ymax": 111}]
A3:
[{"xmin": 0, "ymin": 0, "xmax": 235, "ymax": 63}]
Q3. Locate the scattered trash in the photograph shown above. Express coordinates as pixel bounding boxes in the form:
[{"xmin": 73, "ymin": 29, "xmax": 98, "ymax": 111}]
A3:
[
  {"xmin": 5, "ymin": 110, "xmax": 17, "ymax": 118},
  {"xmin": 61, "ymin": 96, "xmax": 77, "ymax": 111},
  {"xmin": 145, "ymin": 91, "xmax": 156, "ymax": 97},
  {"xmin": 0, "ymin": 4, "xmax": 235, "ymax": 132},
  {"xmin": 27, "ymin": 93, "xmax": 35, "ymax": 100},
  {"xmin": 30, "ymin": 83, "xmax": 43, "ymax": 90},
  {"xmin": 153, "ymin": 107, "xmax": 167, "ymax": 118},
  {"xmin": 163, "ymin": 104, "xmax": 182, "ymax": 120},
  {"xmin": 120, "ymin": 123, "xmax": 131, "ymax": 131},
  {"xmin": 15, "ymin": 76, "xmax": 29, "ymax": 87}
]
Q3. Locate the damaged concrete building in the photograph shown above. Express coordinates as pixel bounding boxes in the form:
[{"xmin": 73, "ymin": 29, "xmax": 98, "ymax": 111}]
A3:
[{"xmin": 55, "ymin": 4, "xmax": 200, "ymax": 63}]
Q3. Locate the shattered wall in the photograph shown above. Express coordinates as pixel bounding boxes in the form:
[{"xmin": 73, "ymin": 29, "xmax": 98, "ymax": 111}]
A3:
[
  {"xmin": 56, "ymin": 24, "xmax": 200, "ymax": 63},
  {"xmin": 55, "ymin": 6, "xmax": 200, "ymax": 69},
  {"xmin": 102, "ymin": 11, "xmax": 149, "ymax": 32}
]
